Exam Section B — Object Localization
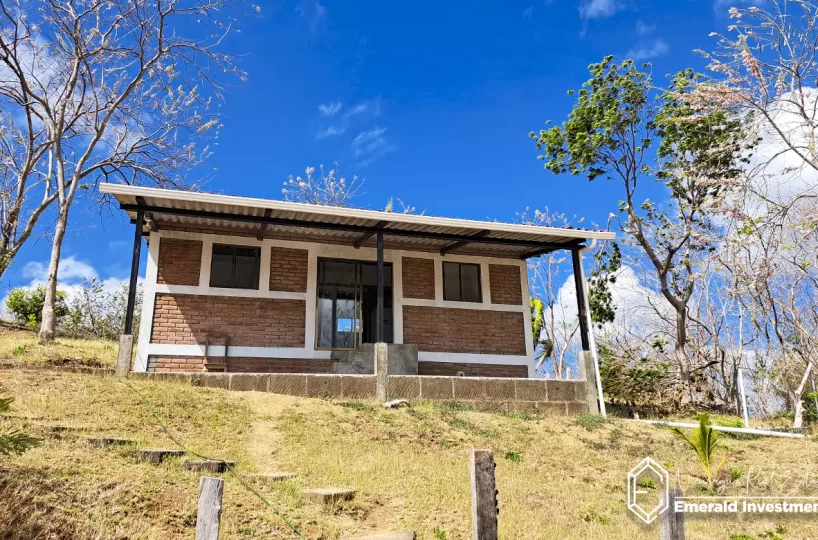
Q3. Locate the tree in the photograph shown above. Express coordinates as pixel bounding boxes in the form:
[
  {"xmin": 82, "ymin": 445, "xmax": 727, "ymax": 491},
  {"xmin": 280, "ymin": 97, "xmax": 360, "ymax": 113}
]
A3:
[
  {"xmin": 0, "ymin": 0, "xmax": 253, "ymax": 344},
  {"xmin": 62, "ymin": 279, "xmax": 142, "ymax": 341},
  {"xmin": 530, "ymin": 58, "xmax": 750, "ymax": 399},
  {"xmin": 520, "ymin": 207, "xmax": 582, "ymax": 378},
  {"xmin": 282, "ymin": 164, "xmax": 363, "ymax": 207},
  {"xmin": 5, "ymin": 285, "xmax": 66, "ymax": 327}
]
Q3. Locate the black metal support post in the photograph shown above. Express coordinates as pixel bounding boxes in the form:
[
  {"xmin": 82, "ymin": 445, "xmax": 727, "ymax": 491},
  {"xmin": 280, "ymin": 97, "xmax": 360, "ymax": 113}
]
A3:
[
  {"xmin": 124, "ymin": 209, "xmax": 144, "ymax": 335},
  {"xmin": 572, "ymin": 248, "xmax": 591, "ymax": 351},
  {"xmin": 376, "ymin": 231, "xmax": 384, "ymax": 342}
]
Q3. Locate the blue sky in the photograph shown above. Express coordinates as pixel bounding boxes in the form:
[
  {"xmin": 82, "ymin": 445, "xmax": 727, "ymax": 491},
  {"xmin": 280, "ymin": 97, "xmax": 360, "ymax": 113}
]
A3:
[{"xmin": 6, "ymin": 0, "xmax": 741, "ymax": 292}]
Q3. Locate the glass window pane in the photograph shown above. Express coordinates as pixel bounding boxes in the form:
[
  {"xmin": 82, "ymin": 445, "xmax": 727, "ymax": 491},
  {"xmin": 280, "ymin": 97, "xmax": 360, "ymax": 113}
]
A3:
[
  {"xmin": 209, "ymin": 252, "xmax": 233, "ymax": 288},
  {"xmin": 443, "ymin": 262, "xmax": 461, "ymax": 301},
  {"xmin": 233, "ymin": 250, "xmax": 260, "ymax": 289},
  {"xmin": 460, "ymin": 263, "xmax": 481, "ymax": 302}
]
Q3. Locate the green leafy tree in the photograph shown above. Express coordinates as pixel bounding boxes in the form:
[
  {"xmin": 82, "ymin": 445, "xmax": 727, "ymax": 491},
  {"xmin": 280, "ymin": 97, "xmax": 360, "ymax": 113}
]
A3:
[
  {"xmin": 529, "ymin": 297, "xmax": 554, "ymax": 366},
  {"xmin": 0, "ymin": 397, "xmax": 39, "ymax": 457},
  {"xmin": 5, "ymin": 286, "xmax": 67, "ymax": 327},
  {"xmin": 530, "ymin": 58, "xmax": 751, "ymax": 395}
]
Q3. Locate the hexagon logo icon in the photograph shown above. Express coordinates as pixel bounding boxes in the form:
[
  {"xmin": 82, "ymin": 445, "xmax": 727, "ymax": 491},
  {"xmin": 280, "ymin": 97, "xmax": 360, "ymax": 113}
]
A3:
[{"xmin": 627, "ymin": 457, "xmax": 670, "ymax": 524}]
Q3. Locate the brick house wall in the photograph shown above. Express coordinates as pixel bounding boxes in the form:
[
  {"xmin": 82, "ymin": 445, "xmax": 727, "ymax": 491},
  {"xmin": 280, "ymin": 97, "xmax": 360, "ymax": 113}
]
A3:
[
  {"xmin": 489, "ymin": 264, "xmax": 523, "ymax": 305},
  {"xmin": 402, "ymin": 305, "xmax": 526, "ymax": 356},
  {"xmin": 401, "ymin": 257, "xmax": 435, "ymax": 299},
  {"xmin": 150, "ymin": 294, "xmax": 305, "ymax": 347},
  {"xmin": 418, "ymin": 361, "xmax": 527, "ymax": 378},
  {"xmin": 157, "ymin": 238, "xmax": 202, "ymax": 285},
  {"xmin": 269, "ymin": 247, "xmax": 309, "ymax": 292}
]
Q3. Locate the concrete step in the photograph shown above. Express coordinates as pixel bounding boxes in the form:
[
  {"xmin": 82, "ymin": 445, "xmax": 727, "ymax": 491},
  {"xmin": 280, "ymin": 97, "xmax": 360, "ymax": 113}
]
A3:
[
  {"xmin": 243, "ymin": 472, "xmax": 298, "ymax": 484},
  {"xmin": 88, "ymin": 437, "xmax": 136, "ymax": 448},
  {"xmin": 344, "ymin": 532, "xmax": 415, "ymax": 540},
  {"xmin": 303, "ymin": 487, "xmax": 356, "ymax": 504},
  {"xmin": 139, "ymin": 448, "xmax": 185, "ymax": 464},
  {"xmin": 183, "ymin": 460, "xmax": 235, "ymax": 473}
]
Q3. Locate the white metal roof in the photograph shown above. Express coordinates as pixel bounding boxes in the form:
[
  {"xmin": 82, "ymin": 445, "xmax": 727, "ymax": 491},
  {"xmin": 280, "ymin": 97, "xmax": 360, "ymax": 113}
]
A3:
[{"xmin": 100, "ymin": 184, "xmax": 615, "ymax": 258}]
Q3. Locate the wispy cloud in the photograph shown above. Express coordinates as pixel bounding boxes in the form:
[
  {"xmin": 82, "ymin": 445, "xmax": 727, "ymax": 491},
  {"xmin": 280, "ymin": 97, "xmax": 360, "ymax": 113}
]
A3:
[
  {"xmin": 315, "ymin": 125, "xmax": 346, "ymax": 141},
  {"xmin": 635, "ymin": 20, "xmax": 656, "ymax": 36},
  {"xmin": 522, "ymin": 5, "xmax": 534, "ymax": 20},
  {"xmin": 352, "ymin": 127, "xmax": 394, "ymax": 167},
  {"xmin": 343, "ymin": 98, "xmax": 382, "ymax": 120},
  {"xmin": 297, "ymin": 1, "xmax": 327, "ymax": 34},
  {"xmin": 625, "ymin": 38, "xmax": 669, "ymax": 61},
  {"xmin": 318, "ymin": 101, "xmax": 342, "ymax": 117},
  {"xmin": 579, "ymin": 0, "xmax": 620, "ymax": 20}
]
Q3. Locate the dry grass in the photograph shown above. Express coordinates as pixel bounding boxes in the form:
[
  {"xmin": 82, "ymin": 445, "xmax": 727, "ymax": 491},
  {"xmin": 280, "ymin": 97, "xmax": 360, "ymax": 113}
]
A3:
[
  {"xmin": 1, "ymin": 350, "xmax": 818, "ymax": 537},
  {"xmin": 0, "ymin": 326, "xmax": 117, "ymax": 368}
]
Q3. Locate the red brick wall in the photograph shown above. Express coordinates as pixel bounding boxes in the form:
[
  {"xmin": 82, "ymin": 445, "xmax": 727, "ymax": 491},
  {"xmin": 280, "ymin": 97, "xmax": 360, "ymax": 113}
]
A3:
[
  {"xmin": 157, "ymin": 239, "xmax": 202, "ymax": 286},
  {"xmin": 269, "ymin": 247, "xmax": 309, "ymax": 292},
  {"xmin": 489, "ymin": 264, "xmax": 523, "ymax": 305},
  {"xmin": 418, "ymin": 361, "xmax": 528, "ymax": 378},
  {"xmin": 150, "ymin": 356, "xmax": 333, "ymax": 373},
  {"xmin": 402, "ymin": 257, "xmax": 435, "ymax": 299},
  {"xmin": 403, "ymin": 305, "xmax": 527, "ymax": 355},
  {"xmin": 151, "ymin": 294, "xmax": 305, "ymax": 347}
]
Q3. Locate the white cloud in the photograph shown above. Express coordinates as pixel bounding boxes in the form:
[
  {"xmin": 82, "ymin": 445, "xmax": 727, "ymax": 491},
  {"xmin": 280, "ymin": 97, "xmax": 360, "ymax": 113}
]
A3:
[
  {"xmin": 625, "ymin": 38, "xmax": 669, "ymax": 61},
  {"xmin": 523, "ymin": 5, "xmax": 534, "ymax": 19},
  {"xmin": 343, "ymin": 98, "xmax": 382, "ymax": 120},
  {"xmin": 352, "ymin": 127, "xmax": 394, "ymax": 167},
  {"xmin": 318, "ymin": 101, "xmax": 342, "ymax": 117},
  {"xmin": 580, "ymin": 0, "xmax": 620, "ymax": 20},
  {"xmin": 22, "ymin": 256, "xmax": 99, "ymax": 284},
  {"xmin": 315, "ymin": 125, "xmax": 345, "ymax": 141}
]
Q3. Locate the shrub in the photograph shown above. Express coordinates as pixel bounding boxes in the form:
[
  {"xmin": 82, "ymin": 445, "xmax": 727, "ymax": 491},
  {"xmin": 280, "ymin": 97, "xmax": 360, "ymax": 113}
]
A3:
[
  {"xmin": 669, "ymin": 413, "xmax": 734, "ymax": 489},
  {"xmin": 5, "ymin": 286, "xmax": 67, "ymax": 327},
  {"xmin": 0, "ymin": 397, "xmax": 39, "ymax": 457}
]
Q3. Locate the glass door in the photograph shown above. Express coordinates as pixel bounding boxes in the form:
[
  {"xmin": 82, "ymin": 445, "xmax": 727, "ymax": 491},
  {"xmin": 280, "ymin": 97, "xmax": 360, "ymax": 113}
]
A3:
[
  {"xmin": 315, "ymin": 259, "xmax": 394, "ymax": 349},
  {"xmin": 316, "ymin": 260, "xmax": 361, "ymax": 349}
]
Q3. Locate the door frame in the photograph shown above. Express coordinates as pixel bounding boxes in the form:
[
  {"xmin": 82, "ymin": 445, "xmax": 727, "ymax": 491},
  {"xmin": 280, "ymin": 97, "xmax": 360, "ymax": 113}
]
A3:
[{"xmin": 313, "ymin": 257, "xmax": 393, "ymax": 351}]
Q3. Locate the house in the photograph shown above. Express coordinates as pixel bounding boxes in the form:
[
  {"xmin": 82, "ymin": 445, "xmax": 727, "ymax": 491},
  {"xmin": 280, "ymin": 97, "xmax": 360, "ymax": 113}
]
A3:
[{"xmin": 101, "ymin": 184, "xmax": 614, "ymax": 380}]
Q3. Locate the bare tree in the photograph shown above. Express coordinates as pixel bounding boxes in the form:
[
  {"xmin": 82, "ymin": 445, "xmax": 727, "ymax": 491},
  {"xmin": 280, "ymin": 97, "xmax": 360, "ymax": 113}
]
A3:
[
  {"xmin": 0, "ymin": 0, "xmax": 253, "ymax": 343},
  {"xmin": 282, "ymin": 164, "xmax": 363, "ymax": 207},
  {"xmin": 520, "ymin": 207, "xmax": 583, "ymax": 378}
]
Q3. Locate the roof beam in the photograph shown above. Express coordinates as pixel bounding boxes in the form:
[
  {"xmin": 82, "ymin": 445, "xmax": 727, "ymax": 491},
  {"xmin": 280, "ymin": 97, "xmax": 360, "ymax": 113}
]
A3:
[
  {"xmin": 520, "ymin": 244, "xmax": 583, "ymax": 260},
  {"xmin": 256, "ymin": 209, "xmax": 273, "ymax": 240},
  {"xmin": 135, "ymin": 196, "xmax": 159, "ymax": 231},
  {"xmin": 120, "ymin": 203, "xmax": 584, "ymax": 251},
  {"xmin": 353, "ymin": 221, "xmax": 387, "ymax": 248},
  {"xmin": 440, "ymin": 229, "xmax": 490, "ymax": 255}
]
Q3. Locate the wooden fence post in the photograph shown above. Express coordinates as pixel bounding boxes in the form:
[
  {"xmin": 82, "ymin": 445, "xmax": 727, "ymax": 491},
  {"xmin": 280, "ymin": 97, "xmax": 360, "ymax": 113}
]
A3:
[
  {"xmin": 470, "ymin": 449, "xmax": 498, "ymax": 540},
  {"xmin": 196, "ymin": 476, "xmax": 224, "ymax": 540},
  {"xmin": 659, "ymin": 490, "xmax": 685, "ymax": 540}
]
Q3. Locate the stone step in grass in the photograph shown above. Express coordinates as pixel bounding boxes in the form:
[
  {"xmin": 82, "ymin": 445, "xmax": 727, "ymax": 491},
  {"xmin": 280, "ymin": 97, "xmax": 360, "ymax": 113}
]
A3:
[
  {"xmin": 88, "ymin": 437, "xmax": 137, "ymax": 448},
  {"xmin": 242, "ymin": 472, "xmax": 298, "ymax": 484},
  {"xmin": 182, "ymin": 460, "xmax": 235, "ymax": 473},
  {"xmin": 303, "ymin": 487, "xmax": 356, "ymax": 505},
  {"xmin": 344, "ymin": 532, "xmax": 415, "ymax": 540},
  {"xmin": 139, "ymin": 448, "xmax": 185, "ymax": 464}
]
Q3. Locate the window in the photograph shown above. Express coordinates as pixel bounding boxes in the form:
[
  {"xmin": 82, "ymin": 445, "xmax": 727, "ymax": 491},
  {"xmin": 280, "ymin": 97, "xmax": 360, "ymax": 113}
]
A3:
[
  {"xmin": 209, "ymin": 244, "xmax": 260, "ymax": 289},
  {"xmin": 442, "ymin": 262, "xmax": 482, "ymax": 302}
]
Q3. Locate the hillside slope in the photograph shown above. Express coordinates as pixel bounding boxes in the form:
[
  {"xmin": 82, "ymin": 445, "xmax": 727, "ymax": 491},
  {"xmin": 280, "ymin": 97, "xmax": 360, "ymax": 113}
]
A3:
[{"xmin": 0, "ymin": 368, "xmax": 816, "ymax": 539}]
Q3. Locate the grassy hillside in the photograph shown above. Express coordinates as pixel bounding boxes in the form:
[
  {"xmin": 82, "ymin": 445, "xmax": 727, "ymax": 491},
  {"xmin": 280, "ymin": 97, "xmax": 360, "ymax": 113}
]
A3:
[{"xmin": 1, "ymin": 366, "xmax": 818, "ymax": 540}]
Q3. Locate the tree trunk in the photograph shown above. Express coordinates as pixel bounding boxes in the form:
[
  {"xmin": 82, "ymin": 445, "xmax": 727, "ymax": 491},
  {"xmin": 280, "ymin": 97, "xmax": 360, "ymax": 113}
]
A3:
[
  {"xmin": 37, "ymin": 205, "xmax": 69, "ymax": 344},
  {"xmin": 792, "ymin": 362, "xmax": 813, "ymax": 429}
]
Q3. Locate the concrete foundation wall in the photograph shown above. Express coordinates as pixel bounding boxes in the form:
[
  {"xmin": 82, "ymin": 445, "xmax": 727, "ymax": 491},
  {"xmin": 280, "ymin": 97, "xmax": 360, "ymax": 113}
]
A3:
[{"xmin": 127, "ymin": 372, "xmax": 589, "ymax": 414}]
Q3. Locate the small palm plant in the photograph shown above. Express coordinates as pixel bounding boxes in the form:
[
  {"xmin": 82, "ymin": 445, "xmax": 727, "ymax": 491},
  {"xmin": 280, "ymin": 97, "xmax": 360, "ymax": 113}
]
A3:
[
  {"xmin": 0, "ymin": 397, "xmax": 39, "ymax": 457},
  {"xmin": 669, "ymin": 413, "xmax": 732, "ymax": 490}
]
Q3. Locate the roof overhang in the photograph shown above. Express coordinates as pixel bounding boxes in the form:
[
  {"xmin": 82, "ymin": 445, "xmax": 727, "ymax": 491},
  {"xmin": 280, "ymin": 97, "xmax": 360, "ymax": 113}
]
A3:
[{"xmin": 100, "ymin": 184, "xmax": 616, "ymax": 259}]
